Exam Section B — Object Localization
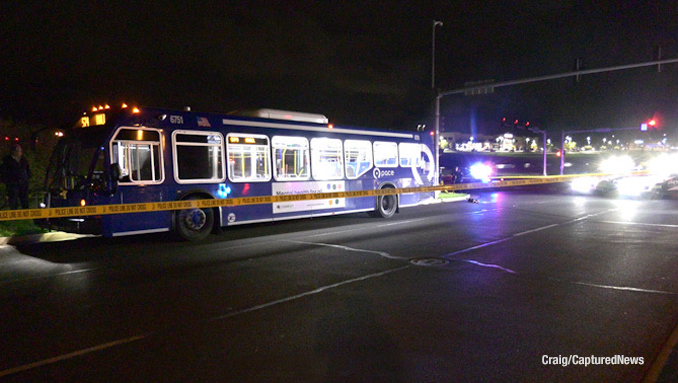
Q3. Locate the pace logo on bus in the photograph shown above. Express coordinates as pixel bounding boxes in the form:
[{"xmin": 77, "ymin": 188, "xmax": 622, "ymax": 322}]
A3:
[{"xmin": 373, "ymin": 168, "xmax": 395, "ymax": 179}]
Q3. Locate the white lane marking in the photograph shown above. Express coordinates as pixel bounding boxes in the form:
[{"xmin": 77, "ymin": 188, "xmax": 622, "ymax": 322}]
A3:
[
  {"xmin": 442, "ymin": 237, "xmax": 513, "ymax": 257},
  {"xmin": 0, "ymin": 265, "xmax": 410, "ymax": 378},
  {"xmin": 600, "ymin": 221, "xmax": 678, "ymax": 229},
  {"xmin": 440, "ymin": 207, "xmax": 677, "ymax": 295},
  {"xmin": 0, "ymin": 335, "xmax": 147, "ymax": 378},
  {"xmin": 456, "ymin": 260, "xmax": 676, "ymax": 295},
  {"xmin": 208, "ymin": 265, "xmax": 411, "ymax": 322},
  {"xmin": 0, "ymin": 267, "xmax": 100, "ymax": 286},
  {"xmin": 551, "ymin": 278, "xmax": 678, "ymax": 295},
  {"xmin": 512, "ymin": 224, "xmax": 559, "ymax": 237},
  {"xmin": 459, "ymin": 259, "xmax": 517, "ymax": 274},
  {"xmin": 285, "ymin": 240, "xmax": 404, "ymax": 260},
  {"xmin": 442, "ymin": 209, "xmax": 618, "ymax": 258}
]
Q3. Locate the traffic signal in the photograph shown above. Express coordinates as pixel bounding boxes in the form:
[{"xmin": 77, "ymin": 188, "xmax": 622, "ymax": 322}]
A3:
[
  {"xmin": 501, "ymin": 117, "xmax": 535, "ymax": 130},
  {"xmin": 641, "ymin": 119, "xmax": 658, "ymax": 131}
]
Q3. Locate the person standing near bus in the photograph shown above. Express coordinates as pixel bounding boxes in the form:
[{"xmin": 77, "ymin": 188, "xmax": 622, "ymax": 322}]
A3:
[{"xmin": 1, "ymin": 144, "xmax": 31, "ymax": 209}]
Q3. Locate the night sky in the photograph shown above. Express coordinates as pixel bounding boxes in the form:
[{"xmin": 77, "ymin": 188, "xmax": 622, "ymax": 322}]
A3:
[{"xmin": 2, "ymin": 1, "xmax": 677, "ymax": 139}]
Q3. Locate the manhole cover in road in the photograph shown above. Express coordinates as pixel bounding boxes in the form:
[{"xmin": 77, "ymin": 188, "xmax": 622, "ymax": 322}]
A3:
[{"xmin": 410, "ymin": 258, "xmax": 449, "ymax": 267}]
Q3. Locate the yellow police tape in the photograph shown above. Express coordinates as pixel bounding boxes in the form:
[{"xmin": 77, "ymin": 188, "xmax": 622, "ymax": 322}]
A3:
[{"xmin": 0, "ymin": 172, "xmax": 640, "ymax": 222}]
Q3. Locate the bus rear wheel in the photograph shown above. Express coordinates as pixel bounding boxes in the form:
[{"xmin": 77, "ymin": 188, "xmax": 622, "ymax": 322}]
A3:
[
  {"xmin": 371, "ymin": 192, "xmax": 397, "ymax": 218},
  {"xmin": 175, "ymin": 203, "xmax": 214, "ymax": 241}
]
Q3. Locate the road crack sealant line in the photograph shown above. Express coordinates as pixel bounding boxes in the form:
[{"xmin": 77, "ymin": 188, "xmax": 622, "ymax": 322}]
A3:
[
  {"xmin": 0, "ymin": 172, "xmax": 627, "ymax": 223},
  {"xmin": 0, "ymin": 265, "xmax": 412, "ymax": 378}
]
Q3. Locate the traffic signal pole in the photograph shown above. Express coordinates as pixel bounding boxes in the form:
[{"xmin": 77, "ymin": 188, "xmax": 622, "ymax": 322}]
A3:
[{"xmin": 434, "ymin": 58, "xmax": 678, "ymax": 178}]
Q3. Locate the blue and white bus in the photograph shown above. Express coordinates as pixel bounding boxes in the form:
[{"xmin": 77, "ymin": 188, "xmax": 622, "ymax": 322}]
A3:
[{"xmin": 40, "ymin": 105, "xmax": 436, "ymax": 240}]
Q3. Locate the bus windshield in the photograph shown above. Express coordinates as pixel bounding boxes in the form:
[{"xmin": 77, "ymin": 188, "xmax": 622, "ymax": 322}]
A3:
[{"xmin": 45, "ymin": 127, "xmax": 109, "ymax": 191}]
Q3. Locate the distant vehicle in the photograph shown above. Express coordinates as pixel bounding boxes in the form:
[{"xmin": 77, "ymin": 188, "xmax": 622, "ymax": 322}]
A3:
[
  {"xmin": 650, "ymin": 174, "xmax": 678, "ymax": 198},
  {"xmin": 440, "ymin": 163, "xmax": 493, "ymax": 185},
  {"xmin": 592, "ymin": 174, "xmax": 666, "ymax": 198},
  {"xmin": 440, "ymin": 166, "xmax": 463, "ymax": 184},
  {"xmin": 38, "ymin": 106, "xmax": 436, "ymax": 240}
]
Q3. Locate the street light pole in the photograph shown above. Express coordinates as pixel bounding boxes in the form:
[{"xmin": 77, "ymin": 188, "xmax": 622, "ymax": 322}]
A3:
[
  {"xmin": 435, "ymin": 94, "xmax": 441, "ymax": 185},
  {"xmin": 432, "ymin": 20, "xmax": 443, "ymax": 185},
  {"xmin": 432, "ymin": 20, "xmax": 443, "ymax": 91}
]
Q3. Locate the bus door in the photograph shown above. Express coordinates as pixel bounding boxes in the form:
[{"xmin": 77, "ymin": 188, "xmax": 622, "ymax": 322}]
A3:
[{"xmin": 103, "ymin": 128, "xmax": 169, "ymax": 236}]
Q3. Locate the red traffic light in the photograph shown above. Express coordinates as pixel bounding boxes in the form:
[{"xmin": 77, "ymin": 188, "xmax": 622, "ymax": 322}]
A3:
[{"xmin": 641, "ymin": 118, "xmax": 659, "ymax": 131}]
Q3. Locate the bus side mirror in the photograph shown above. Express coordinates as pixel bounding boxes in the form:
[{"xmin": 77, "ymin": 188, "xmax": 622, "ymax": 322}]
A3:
[{"xmin": 108, "ymin": 163, "xmax": 121, "ymax": 195}]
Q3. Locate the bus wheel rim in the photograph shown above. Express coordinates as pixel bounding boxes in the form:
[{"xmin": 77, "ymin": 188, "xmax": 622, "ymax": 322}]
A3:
[{"xmin": 185, "ymin": 209, "xmax": 206, "ymax": 230}]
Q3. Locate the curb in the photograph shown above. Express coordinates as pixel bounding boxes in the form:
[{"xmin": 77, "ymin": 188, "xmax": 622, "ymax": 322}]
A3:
[
  {"xmin": 0, "ymin": 232, "xmax": 95, "ymax": 246},
  {"xmin": 438, "ymin": 193, "xmax": 471, "ymax": 203},
  {"xmin": 440, "ymin": 195, "xmax": 471, "ymax": 203}
]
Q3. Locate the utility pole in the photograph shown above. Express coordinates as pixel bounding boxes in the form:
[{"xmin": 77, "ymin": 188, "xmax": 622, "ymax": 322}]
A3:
[
  {"xmin": 432, "ymin": 20, "xmax": 443, "ymax": 185},
  {"xmin": 431, "ymin": 20, "xmax": 443, "ymax": 91}
]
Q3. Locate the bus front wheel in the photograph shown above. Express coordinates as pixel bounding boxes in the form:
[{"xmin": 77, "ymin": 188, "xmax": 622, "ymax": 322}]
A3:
[{"xmin": 175, "ymin": 204, "xmax": 214, "ymax": 241}]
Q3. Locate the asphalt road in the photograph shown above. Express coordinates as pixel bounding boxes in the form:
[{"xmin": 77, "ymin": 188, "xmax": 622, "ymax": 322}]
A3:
[{"xmin": 1, "ymin": 188, "xmax": 677, "ymax": 382}]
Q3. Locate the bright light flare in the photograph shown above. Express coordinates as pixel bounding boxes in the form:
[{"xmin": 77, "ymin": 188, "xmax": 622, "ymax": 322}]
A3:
[
  {"xmin": 469, "ymin": 162, "xmax": 493, "ymax": 183},
  {"xmin": 570, "ymin": 177, "xmax": 598, "ymax": 194},
  {"xmin": 600, "ymin": 155, "xmax": 635, "ymax": 174},
  {"xmin": 647, "ymin": 153, "xmax": 678, "ymax": 176},
  {"xmin": 613, "ymin": 198, "xmax": 640, "ymax": 220},
  {"xmin": 615, "ymin": 177, "xmax": 645, "ymax": 197},
  {"xmin": 619, "ymin": 175, "xmax": 663, "ymax": 197}
]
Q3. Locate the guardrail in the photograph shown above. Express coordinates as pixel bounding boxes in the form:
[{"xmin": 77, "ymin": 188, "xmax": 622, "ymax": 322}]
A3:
[{"xmin": 0, "ymin": 172, "xmax": 639, "ymax": 222}]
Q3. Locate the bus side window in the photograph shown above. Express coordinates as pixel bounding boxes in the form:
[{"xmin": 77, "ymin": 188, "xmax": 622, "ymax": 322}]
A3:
[
  {"xmin": 344, "ymin": 140, "xmax": 373, "ymax": 179},
  {"xmin": 398, "ymin": 143, "xmax": 421, "ymax": 167},
  {"xmin": 227, "ymin": 134, "xmax": 271, "ymax": 182},
  {"xmin": 272, "ymin": 136, "xmax": 310, "ymax": 181},
  {"xmin": 311, "ymin": 138, "xmax": 343, "ymax": 180},
  {"xmin": 374, "ymin": 141, "xmax": 398, "ymax": 168},
  {"xmin": 173, "ymin": 132, "xmax": 225, "ymax": 183}
]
